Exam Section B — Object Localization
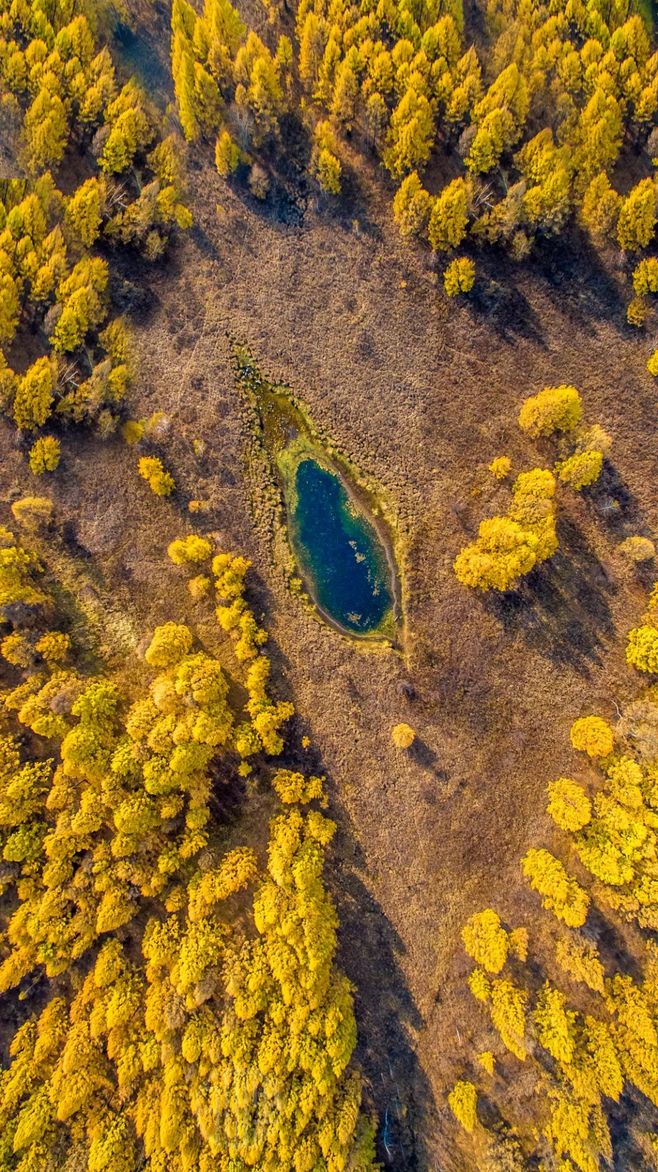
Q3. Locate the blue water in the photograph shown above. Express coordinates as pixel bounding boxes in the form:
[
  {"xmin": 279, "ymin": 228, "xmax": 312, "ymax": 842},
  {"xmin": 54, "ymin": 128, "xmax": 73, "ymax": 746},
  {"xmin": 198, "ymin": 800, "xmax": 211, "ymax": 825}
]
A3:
[{"xmin": 289, "ymin": 458, "xmax": 394, "ymax": 634}]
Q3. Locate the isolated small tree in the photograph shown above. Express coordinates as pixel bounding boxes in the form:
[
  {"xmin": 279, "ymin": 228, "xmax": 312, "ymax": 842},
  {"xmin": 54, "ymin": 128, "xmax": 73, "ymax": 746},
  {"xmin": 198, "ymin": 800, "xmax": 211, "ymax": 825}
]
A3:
[
  {"xmin": 444, "ymin": 257, "xmax": 475, "ymax": 296},
  {"xmin": 489, "ymin": 456, "xmax": 511, "ymax": 479},
  {"xmin": 570, "ymin": 716, "xmax": 614, "ymax": 758},
  {"xmin": 626, "ymin": 624, "xmax": 658, "ymax": 674},
  {"xmin": 167, "ymin": 535, "xmax": 212, "ymax": 565},
  {"xmin": 448, "ymin": 1081, "xmax": 477, "ymax": 1133},
  {"xmin": 647, "ymin": 350, "xmax": 658, "ymax": 376},
  {"xmin": 122, "ymin": 420, "xmax": 144, "ymax": 445},
  {"xmin": 627, "ymin": 295, "xmax": 648, "ymax": 327},
  {"xmin": 138, "ymin": 456, "xmax": 175, "ymax": 497},
  {"xmin": 28, "ymin": 436, "xmax": 60, "ymax": 474},
  {"xmin": 188, "ymin": 574, "xmax": 211, "ymax": 599},
  {"xmin": 391, "ymin": 723, "xmax": 415, "ymax": 749},
  {"xmin": 518, "ymin": 385, "xmax": 582, "ymax": 438},
  {"xmin": 461, "ymin": 909, "xmax": 509, "ymax": 973},
  {"xmin": 619, "ymin": 536, "xmax": 655, "ymax": 563}
]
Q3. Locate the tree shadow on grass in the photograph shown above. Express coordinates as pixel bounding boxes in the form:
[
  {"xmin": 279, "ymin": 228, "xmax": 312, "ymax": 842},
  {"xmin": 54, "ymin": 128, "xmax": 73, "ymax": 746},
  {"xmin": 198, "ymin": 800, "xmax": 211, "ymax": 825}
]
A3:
[
  {"xmin": 525, "ymin": 229, "xmax": 628, "ymax": 331},
  {"xmin": 587, "ymin": 461, "xmax": 647, "ymax": 542},
  {"xmin": 331, "ymin": 813, "xmax": 438, "ymax": 1171},
  {"xmin": 237, "ymin": 572, "xmax": 437, "ymax": 1166},
  {"xmin": 611, "ymin": 1089, "xmax": 658, "ymax": 1171},
  {"xmin": 483, "ymin": 515, "xmax": 616, "ymax": 674},
  {"xmin": 469, "ymin": 278, "xmax": 546, "ymax": 345}
]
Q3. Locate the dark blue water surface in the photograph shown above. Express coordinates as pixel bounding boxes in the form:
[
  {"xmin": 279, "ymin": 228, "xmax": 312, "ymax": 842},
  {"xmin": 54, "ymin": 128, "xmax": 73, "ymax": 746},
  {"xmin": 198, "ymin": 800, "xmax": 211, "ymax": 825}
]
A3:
[{"xmin": 289, "ymin": 458, "xmax": 394, "ymax": 634}]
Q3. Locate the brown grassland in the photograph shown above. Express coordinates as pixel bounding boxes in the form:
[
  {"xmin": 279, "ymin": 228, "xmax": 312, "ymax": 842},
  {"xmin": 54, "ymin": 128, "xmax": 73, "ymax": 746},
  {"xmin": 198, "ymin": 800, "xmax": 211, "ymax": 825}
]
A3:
[{"xmin": 4, "ymin": 5, "xmax": 658, "ymax": 1167}]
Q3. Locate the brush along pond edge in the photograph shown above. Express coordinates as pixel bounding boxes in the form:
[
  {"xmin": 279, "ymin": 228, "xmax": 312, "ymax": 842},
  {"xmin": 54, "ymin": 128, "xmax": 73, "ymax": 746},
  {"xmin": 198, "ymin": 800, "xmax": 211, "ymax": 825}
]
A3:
[{"xmin": 233, "ymin": 343, "xmax": 406, "ymax": 652}]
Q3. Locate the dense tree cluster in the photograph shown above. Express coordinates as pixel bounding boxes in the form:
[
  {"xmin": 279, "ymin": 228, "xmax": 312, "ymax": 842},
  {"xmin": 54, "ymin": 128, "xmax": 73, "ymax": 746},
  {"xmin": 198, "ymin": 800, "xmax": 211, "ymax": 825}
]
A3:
[
  {"xmin": 173, "ymin": 0, "xmax": 658, "ymax": 309},
  {"xmin": 171, "ymin": 0, "xmax": 291, "ymax": 184},
  {"xmin": 450, "ymin": 582, "xmax": 658, "ymax": 1170},
  {"xmin": 455, "ymin": 385, "xmax": 608, "ymax": 591},
  {"xmin": 0, "ymin": 517, "xmax": 376, "ymax": 1171},
  {"xmin": 454, "ymin": 466, "xmax": 558, "ymax": 590},
  {"xmin": 0, "ymin": 1, "xmax": 191, "ymax": 469},
  {"xmin": 299, "ymin": 0, "xmax": 658, "ymax": 307}
]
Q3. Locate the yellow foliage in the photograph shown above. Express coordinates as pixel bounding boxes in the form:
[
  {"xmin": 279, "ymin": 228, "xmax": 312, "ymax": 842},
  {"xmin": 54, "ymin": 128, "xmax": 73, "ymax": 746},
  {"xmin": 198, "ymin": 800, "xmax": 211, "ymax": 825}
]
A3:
[
  {"xmin": 547, "ymin": 778, "xmax": 592, "ymax": 832},
  {"xmin": 28, "ymin": 436, "xmax": 61, "ymax": 475},
  {"xmin": 122, "ymin": 419, "xmax": 145, "ymax": 445},
  {"xmin": 10, "ymin": 497, "xmax": 54, "ymax": 532},
  {"xmin": 490, "ymin": 977, "xmax": 527, "ymax": 1061},
  {"xmin": 522, "ymin": 848, "xmax": 589, "ymax": 927},
  {"xmin": 556, "ymin": 450, "xmax": 603, "ymax": 491},
  {"xmin": 518, "ymin": 385, "xmax": 582, "ymax": 438},
  {"xmin": 168, "ymin": 535, "xmax": 213, "ymax": 565},
  {"xmin": 144, "ymin": 623, "xmax": 193, "ymax": 669},
  {"xmin": 619, "ymin": 536, "xmax": 656, "ymax": 564},
  {"xmin": 570, "ymin": 716, "xmax": 614, "ymax": 759},
  {"xmin": 627, "ymin": 624, "xmax": 658, "ymax": 674},
  {"xmin": 448, "ymin": 1079, "xmax": 478, "ymax": 1132},
  {"xmin": 489, "ymin": 456, "xmax": 512, "ymax": 479},
  {"xmin": 461, "ymin": 909, "xmax": 509, "ymax": 974},
  {"xmin": 534, "ymin": 981, "xmax": 577, "ymax": 1064},
  {"xmin": 444, "ymin": 256, "xmax": 475, "ymax": 296},
  {"xmin": 138, "ymin": 456, "xmax": 175, "ymax": 497},
  {"xmin": 391, "ymin": 722, "xmax": 415, "ymax": 749}
]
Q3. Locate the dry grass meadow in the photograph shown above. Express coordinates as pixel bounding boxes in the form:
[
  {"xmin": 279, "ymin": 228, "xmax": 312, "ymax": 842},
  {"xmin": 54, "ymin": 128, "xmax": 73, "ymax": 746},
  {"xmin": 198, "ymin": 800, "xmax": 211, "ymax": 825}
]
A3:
[{"xmin": 3, "ymin": 8, "xmax": 658, "ymax": 1166}]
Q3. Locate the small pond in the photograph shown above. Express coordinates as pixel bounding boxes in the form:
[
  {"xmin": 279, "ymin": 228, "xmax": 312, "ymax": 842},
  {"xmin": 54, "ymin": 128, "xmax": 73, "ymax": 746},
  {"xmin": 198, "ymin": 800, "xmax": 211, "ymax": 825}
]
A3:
[
  {"xmin": 236, "ymin": 347, "xmax": 401, "ymax": 643},
  {"xmin": 286, "ymin": 457, "xmax": 395, "ymax": 635}
]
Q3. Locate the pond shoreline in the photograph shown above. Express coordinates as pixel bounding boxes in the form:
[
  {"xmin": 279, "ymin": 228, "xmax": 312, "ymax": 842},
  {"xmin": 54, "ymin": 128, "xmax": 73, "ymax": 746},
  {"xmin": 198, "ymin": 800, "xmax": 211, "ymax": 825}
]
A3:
[{"xmin": 234, "ymin": 346, "xmax": 405, "ymax": 651}]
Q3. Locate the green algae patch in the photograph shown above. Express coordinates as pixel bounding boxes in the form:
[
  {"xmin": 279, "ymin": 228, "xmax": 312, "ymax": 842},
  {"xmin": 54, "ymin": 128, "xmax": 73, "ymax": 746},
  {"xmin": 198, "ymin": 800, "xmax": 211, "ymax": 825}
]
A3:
[{"xmin": 235, "ymin": 347, "xmax": 402, "ymax": 647}]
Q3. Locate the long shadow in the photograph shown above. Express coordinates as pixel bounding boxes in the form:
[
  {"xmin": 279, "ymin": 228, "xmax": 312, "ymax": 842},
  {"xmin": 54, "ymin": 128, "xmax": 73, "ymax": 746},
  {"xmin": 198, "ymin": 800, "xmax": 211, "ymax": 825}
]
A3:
[
  {"xmin": 587, "ymin": 460, "xmax": 648, "ymax": 542},
  {"xmin": 611, "ymin": 1088, "xmax": 658, "ymax": 1171},
  {"xmin": 469, "ymin": 277, "xmax": 546, "ymax": 345},
  {"xmin": 483, "ymin": 514, "xmax": 616, "ymax": 673},
  {"xmin": 245, "ymin": 604, "xmax": 438, "ymax": 1168},
  {"xmin": 467, "ymin": 226, "xmax": 628, "ymax": 342},
  {"xmin": 330, "ymin": 809, "xmax": 438, "ymax": 1170},
  {"xmin": 526, "ymin": 229, "xmax": 628, "ymax": 327}
]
